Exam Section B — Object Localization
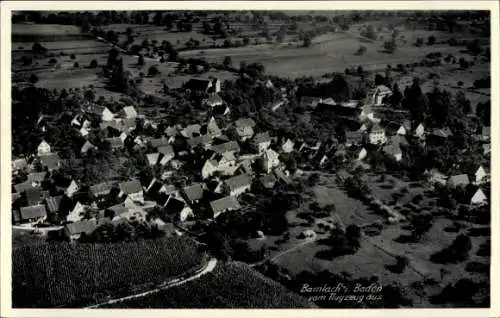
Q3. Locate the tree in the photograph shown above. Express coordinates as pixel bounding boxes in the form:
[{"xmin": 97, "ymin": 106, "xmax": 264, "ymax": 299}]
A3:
[
  {"xmin": 73, "ymin": 62, "xmax": 79, "ymax": 68},
  {"xmin": 32, "ymin": 42, "xmax": 47, "ymax": 54},
  {"xmin": 357, "ymin": 66, "xmax": 364, "ymax": 75},
  {"xmin": 459, "ymin": 57, "xmax": 469, "ymax": 69},
  {"xmin": 223, "ymin": 56, "xmax": 232, "ymax": 68},
  {"xmin": 89, "ymin": 59, "xmax": 98, "ymax": 68},
  {"xmin": 243, "ymin": 37, "xmax": 250, "ymax": 46},
  {"xmin": 390, "ymin": 83, "xmax": 403, "ymax": 107},
  {"xmin": 427, "ymin": 35, "xmax": 436, "ymax": 45},
  {"xmin": 431, "ymin": 234, "xmax": 472, "ymax": 264},
  {"xmin": 148, "ymin": 65, "xmax": 160, "ymax": 76},
  {"xmin": 106, "ymin": 48, "xmax": 120, "ymax": 69},
  {"xmin": 384, "ymin": 38, "xmax": 397, "ymax": 53},
  {"xmin": 303, "ymin": 34, "xmax": 312, "ymax": 47},
  {"xmin": 476, "ymin": 100, "xmax": 490, "ymax": 126},
  {"xmin": 455, "ymin": 91, "xmax": 471, "ymax": 114},
  {"xmin": 28, "ymin": 74, "xmax": 39, "ymax": 84},
  {"xmin": 136, "ymin": 55, "xmax": 145, "ymax": 67},
  {"xmin": 70, "ymin": 53, "xmax": 76, "ymax": 60},
  {"xmin": 356, "ymin": 45, "xmax": 367, "ymax": 55}
]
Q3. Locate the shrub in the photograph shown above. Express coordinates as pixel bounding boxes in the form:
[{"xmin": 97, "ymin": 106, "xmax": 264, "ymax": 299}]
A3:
[
  {"xmin": 73, "ymin": 62, "xmax": 79, "ymax": 68},
  {"xmin": 89, "ymin": 59, "xmax": 98, "ymax": 68},
  {"xmin": 148, "ymin": 65, "xmax": 160, "ymax": 76},
  {"xmin": 48, "ymin": 58, "xmax": 57, "ymax": 64},
  {"xmin": 430, "ymin": 234, "xmax": 472, "ymax": 263},
  {"xmin": 70, "ymin": 53, "xmax": 76, "ymax": 60},
  {"xmin": 28, "ymin": 74, "xmax": 39, "ymax": 84}
]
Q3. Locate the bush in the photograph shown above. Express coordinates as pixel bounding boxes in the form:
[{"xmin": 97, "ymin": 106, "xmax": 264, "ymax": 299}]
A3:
[
  {"xmin": 148, "ymin": 65, "xmax": 160, "ymax": 76},
  {"xmin": 138, "ymin": 55, "xmax": 145, "ymax": 66},
  {"xmin": 70, "ymin": 53, "xmax": 76, "ymax": 60},
  {"xmin": 74, "ymin": 62, "xmax": 79, "ymax": 68},
  {"xmin": 89, "ymin": 59, "xmax": 98, "ymax": 68},
  {"xmin": 28, "ymin": 74, "xmax": 39, "ymax": 84},
  {"xmin": 48, "ymin": 58, "xmax": 57, "ymax": 64},
  {"xmin": 430, "ymin": 234, "xmax": 472, "ymax": 264}
]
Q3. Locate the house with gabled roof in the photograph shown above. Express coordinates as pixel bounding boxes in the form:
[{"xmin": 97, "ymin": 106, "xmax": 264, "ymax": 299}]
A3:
[
  {"xmin": 66, "ymin": 201, "xmax": 87, "ymax": 223},
  {"xmin": 65, "ymin": 180, "xmax": 80, "ymax": 198},
  {"xmin": 479, "ymin": 126, "xmax": 490, "ymax": 142},
  {"xmin": 180, "ymin": 124, "xmax": 202, "ymax": 138},
  {"xmin": 25, "ymin": 187, "xmax": 44, "ymax": 206},
  {"xmin": 105, "ymin": 203, "xmax": 129, "ymax": 219},
  {"xmin": 366, "ymin": 122, "xmax": 387, "ymax": 145},
  {"xmin": 366, "ymin": 84, "xmax": 392, "ymax": 106},
  {"xmin": 259, "ymin": 174, "xmax": 277, "ymax": 189},
  {"xmin": 207, "ymin": 117, "xmax": 222, "ymax": 137},
  {"xmin": 27, "ymin": 171, "xmax": 47, "ymax": 184},
  {"xmin": 187, "ymin": 134, "xmax": 213, "ymax": 151},
  {"xmin": 233, "ymin": 118, "xmax": 256, "ymax": 141},
  {"xmin": 89, "ymin": 182, "xmax": 115, "ymax": 197},
  {"xmin": 262, "ymin": 149, "xmax": 280, "ymax": 173},
  {"xmin": 470, "ymin": 188, "xmax": 488, "ymax": 206},
  {"xmin": 81, "ymin": 140, "xmax": 96, "ymax": 154},
  {"xmin": 384, "ymin": 121, "xmax": 407, "ymax": 136},
  {"xmin": 164, "ymin": 125, "xmax": 180, "ymax": 138},
  {"xmin": 483, "ymin": 143, "xmax": 491, "ymax": 156},
  {"xmin": 427, "ymin": 169, "xmax": 447, "ymax": 186},
  {"xmin": 447, "ymin": 174, "xmax": 470, "ymax": 188},
  {"xmin": 252, "ymin": 131, "xmax": 271, "ymax": 154},
  {"xmin": 184, "ymin": 77, "xmax": 221, "ymax": 94},
  {"xmin": 345, "ymin": 131, "xmax": 364, "ymax": 147},
  {"xmin": 383, "ymin": 142, "xmax": 402, "ymax": 162},
  {"xmin": 39, "ymin": 153, "xmax": 61, "ymax": 171},
  {"xmin": 182, "ymin": 183, "xmax": 205, "ymax": 205},
  {"xmin": 12, "ymin": 158, "xmax": 28, "ymax": 172},
  {"xmin": 118, "ymin": 180, "xmax": 144, "ymax": 203},
  {"xmin": 105, "ymin": 137, "xmax": 125, "ymax": 150},
  {"xmin": 211, "ymin": 141, "xmax": 240, "ymax": 155},
  {"xmin": 64, "ymin": 219, "xmax": 98, "ymax": 240},
  {"xmin": 162, "ymin": 196, "xmax": 194, "ymax": 222},
  {"xmin": 223, "ymin": 174, "xmax": 252, "ymax": 197},
  {"xmin": 210, "ymin": 196, "xmax": 241, "ymax": 218},
  {"xmin": 120, "ymin": 106, "xmax": 138, "ymax": 119},
  {"xmin": 146, "ymin": 153, "xmax": 160, "ymax": 166},
  {"xmin": 85, "ymin": 105, "xmax": 115, "ymax": 121},
  {"xmin": 19, "ymin": 205, "xmax": 47, "ymax": 223},
  {"xmin": 37, "ymin": 140, "xmax": 51, "ymax": 156},
  {"xmin": 149, "ymin": 137, "xmax": 169, "ymax": 149},
  {"xmin": 158, "ymin": 145, "xmax": 176, "ymax": 165},
  {"xmin": 45, "ymin": 196, "xmax": 62, "ymax": 215},
  {"xmin": 13, "ymin": 181, "xmax": 34, "ymax": 194},
  {"xmin": 281, "ymin": 138, "xmax": 295, "ymax": 153},
  {"xmin": 473, "ymin": 166, "xmax": 488, "ymax": 184},
  {"xmin": 202, "ymin": 93, "xmax": 224, "ymax": 108},
  {"xmin": 413, "ymin": 123, "xmax": 425, "ymax": 138}
]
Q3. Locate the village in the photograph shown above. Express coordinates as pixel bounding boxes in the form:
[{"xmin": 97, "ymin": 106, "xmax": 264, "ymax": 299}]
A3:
[
  {"xmin": 8, "ymin": 9, "xmax": 492, "ymax": 309},
  {"xmin": 11, "ymin": 75, "xmax": 490, "ymax": 243}
]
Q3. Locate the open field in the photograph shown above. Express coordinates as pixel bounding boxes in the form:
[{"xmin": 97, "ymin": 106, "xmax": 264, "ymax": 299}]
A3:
[
  {"xmin": 179, "ymin": 30, "xmax": 480, "ymax": 78},
  {"xmin": 101, "ymin": 262, "xmax": 315, "ymax": 308}
]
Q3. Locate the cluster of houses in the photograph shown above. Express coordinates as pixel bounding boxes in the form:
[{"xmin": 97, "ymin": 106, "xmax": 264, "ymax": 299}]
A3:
[
  {"xmin": 11, "ymin": 92, "xmax": 296, "ymax": 240},
  {"xmin": 11, "ymin": 78, "xmax": 491, "ymax": 240}
]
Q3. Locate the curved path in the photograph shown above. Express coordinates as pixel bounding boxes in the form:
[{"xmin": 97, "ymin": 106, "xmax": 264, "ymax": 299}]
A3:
[{"xmin": 86, "ymin": 257, "xmax": 218, "ymax": 308}]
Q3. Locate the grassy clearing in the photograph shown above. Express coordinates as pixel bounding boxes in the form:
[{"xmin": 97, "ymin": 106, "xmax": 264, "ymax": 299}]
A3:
[{"xmin": 179, "ymin": 30, "xmax": 470, "ymax": 78}]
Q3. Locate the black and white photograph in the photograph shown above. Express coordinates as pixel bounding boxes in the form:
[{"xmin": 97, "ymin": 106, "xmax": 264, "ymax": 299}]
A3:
[{"xmin": 1, "ymin": 1, "xmax": 498, "ymax": 315}]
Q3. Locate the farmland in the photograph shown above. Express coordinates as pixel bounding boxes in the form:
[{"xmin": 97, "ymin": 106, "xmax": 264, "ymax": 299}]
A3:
[
  {"xmin": 101, "ymin": 262, "xmax": 315, "ymax": 308},
  {"xmin": 12, "ymin": 236, "xmax": 205, "ymax": 308},
  {"xmin": 258, "ymin": 172, "xmax": 491, "ymax": 307}
]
